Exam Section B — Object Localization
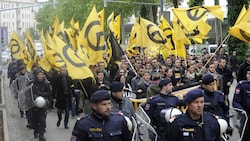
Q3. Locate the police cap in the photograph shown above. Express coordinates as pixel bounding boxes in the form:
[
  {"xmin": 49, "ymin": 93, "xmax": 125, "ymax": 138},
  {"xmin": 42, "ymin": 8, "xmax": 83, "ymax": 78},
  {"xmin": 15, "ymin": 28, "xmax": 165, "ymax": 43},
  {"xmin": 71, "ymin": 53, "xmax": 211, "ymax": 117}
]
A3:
[
  {"xmin": 202, "ymin": 74, "xmax": 215, "ymax": 85},
  {"xmin": 90, "ymin": 90, "xmax": 111, "ymax": 103},
  {"xmin": 159, "ymin": 78, "xmax": 172, "ymax": 88},
  {"xmin": 184, "ymin": 88, "xmax": 204, "ymax": 103},
  {"xmin": 110, "ymin": 81, "xmax": 124, "ymax": 92}
]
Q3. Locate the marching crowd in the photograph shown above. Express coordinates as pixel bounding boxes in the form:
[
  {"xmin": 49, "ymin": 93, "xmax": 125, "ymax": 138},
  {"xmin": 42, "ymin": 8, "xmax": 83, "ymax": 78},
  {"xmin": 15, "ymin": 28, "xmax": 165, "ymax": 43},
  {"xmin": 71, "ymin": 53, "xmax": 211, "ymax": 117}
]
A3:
[{"xmin": 6, "ymin": 48, "xmax": 250, "ymax": 141}]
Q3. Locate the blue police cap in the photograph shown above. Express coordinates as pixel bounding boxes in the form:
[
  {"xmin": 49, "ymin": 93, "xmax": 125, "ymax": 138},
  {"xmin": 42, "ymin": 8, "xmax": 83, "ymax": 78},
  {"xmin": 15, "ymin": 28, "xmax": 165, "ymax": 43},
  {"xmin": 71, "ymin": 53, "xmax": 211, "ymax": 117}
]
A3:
[
  {"xmin": 184, "ymin": 88, "xmax": 204, "ymax": 103},
  {"xmin": 159, "ymin": 78, "xmax": 172, "ymax": 88},
  {"xmin": 90, "ymin": 90, "xmax": 111, "ymax": 103},
  {"xmin": 202, "ymin": 74, "xmax": 215, "ymax": 85},
  {"xmin": 110, "ymin": 81, "xmax": 124, "ymax": 92}
]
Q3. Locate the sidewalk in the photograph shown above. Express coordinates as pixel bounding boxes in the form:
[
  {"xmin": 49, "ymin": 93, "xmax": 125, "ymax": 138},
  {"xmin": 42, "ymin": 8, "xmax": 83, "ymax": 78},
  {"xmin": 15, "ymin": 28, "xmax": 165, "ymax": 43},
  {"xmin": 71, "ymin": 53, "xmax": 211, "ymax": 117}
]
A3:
[{"xmin": 2, "ymin": 67, "xmax": 78, "ymax": 141}]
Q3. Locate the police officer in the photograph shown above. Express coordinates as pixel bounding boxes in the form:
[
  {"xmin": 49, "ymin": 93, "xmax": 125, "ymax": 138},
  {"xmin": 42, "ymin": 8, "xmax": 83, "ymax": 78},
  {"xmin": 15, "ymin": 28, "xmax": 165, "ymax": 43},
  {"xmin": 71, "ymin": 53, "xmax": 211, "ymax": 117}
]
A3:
[
  {"xmin": 167, "ymin": 88, "xmax": 221, "ymax": 141},
  {"xmin": 31, "ymin": 69, "xmax": 51, "ymax": 141},
  {"xmin": 144, "ymin": 78, "xmax": 185, "ymax": 141},
  {"xmin": 201, "ymin": 74, "xmax": 232, "ymax": 135},
  {"xmin": 71, "ymin": 90, "xmax": 132, "ymax": 141},
  {"xmin": 233, "ymin": 66, "xmax": 250, "ymax": 141},
  {"xmin": 110, "ymin": 81, "xmax": 136, "ymax": 119}
]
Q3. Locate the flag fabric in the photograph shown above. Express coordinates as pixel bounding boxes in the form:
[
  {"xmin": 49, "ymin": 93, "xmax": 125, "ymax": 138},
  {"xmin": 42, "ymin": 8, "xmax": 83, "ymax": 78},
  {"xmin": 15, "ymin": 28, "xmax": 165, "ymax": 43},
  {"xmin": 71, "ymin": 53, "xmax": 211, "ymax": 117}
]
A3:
[
  {"xmin": 25, "ymin": 30, "xmax": 37, "ymax": 71},
  {"xmin": 172, "ymin": 6, "xmax": 209, "ymax": 31},
  {"xmin": 107, "ymin": 32, "xmax": 124, "ymax": 66},
  {"xmin": 98, "ymin": 8, "xmax": 105, "ymax": 32},
  {"xmin": 82, "ymin": 6, "xmax": 106, "ymax": 66},
  {"xmin": 54, "ymin": 36, "xmax": 94, "ymax": 79},
  {"xmin": 52, "ymin": 16, "xmax": 60, "ymax": 36},
  {"xmin": 204, "ymin": 5, "xmax": 224, "ymax": 21},
  {"xmin": 38, "ymin": 32, "xmax": 51, "ymax": 72},
  {"xmin": 107, "ymin": 12, "xmax": 114, "ymax": 28},
  {"xmin": 125, "ymin": 18, "xmax": 141, "ymax": 56},
  {"xmin": 56, "ymin": 21, "xmax": 68, "ymax": 43},
  {"xmin": 229, "ymin": 7, "xmax": 250, "ymax": 44},
  {"xmin": 159, "ymin": 15, "xmax": 175, "ymax": 51},
  {"xmin": 8, "ymin": 32, "xmax": 29, "ymax": 64},
  {"xmin": 112, "ymin": 14, "xmax": 121, "ymax": 43},
  {"xmin": 139, "ymin": 17, "xmax": 167, "ymax": 48}
]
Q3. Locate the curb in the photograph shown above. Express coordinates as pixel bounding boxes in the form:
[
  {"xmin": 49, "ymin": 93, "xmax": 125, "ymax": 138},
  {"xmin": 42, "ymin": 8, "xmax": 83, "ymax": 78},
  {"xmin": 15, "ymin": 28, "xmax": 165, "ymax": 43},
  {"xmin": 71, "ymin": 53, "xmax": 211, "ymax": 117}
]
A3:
[
  {"xmin": 0, "ymin": 75, "xmax": 9, "ymax": 141},
  {"xmin": 0, "ymin": 109, "xmax": 9, "ymax": 141}
]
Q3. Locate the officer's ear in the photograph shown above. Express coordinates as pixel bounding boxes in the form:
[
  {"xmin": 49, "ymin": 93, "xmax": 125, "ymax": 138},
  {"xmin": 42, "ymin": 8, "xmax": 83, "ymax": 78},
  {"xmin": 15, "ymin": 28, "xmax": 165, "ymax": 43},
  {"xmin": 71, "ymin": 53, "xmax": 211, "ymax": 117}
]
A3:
[{"xmin": 91, "ymin": 103, "xmax": 98, "ymax": 110}]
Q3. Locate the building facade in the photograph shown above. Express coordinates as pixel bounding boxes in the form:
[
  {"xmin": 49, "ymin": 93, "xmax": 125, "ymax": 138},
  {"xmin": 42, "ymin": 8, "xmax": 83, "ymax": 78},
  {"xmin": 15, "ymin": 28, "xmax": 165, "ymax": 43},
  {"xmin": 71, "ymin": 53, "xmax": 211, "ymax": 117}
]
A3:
[{"xmin": 0, "ymin": 0, "xmax": 36, "ymax": 47}]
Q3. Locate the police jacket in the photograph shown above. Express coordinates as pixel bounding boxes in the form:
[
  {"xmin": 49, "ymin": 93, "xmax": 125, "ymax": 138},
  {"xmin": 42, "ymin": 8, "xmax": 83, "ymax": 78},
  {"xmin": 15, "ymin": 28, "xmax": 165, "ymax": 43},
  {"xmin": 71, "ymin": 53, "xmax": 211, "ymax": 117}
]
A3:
[
  {"xmin": 144, "ymin": 93, "xmax": 185, "ymax": 135},
  {"xmin": 167, "ymin": 111, "xmax": 221, "ymax": 141},
  {"xmin": 111, "ymin": 97, "xmax": 136, "ymax": 119},
  {"xmin": 71, "ymin": 111, "xmax": 132, "ymax": 141},
  {"xmin": 233, "ymin": 80, "xmax": 250, "ymax": 114},
  {"xmin": 203, "ymin": 89, "xmax": 229, "ymax": 118},
  {"xmin": 32, "ymin": 78, "xmax": 51, "ymax": 100}
]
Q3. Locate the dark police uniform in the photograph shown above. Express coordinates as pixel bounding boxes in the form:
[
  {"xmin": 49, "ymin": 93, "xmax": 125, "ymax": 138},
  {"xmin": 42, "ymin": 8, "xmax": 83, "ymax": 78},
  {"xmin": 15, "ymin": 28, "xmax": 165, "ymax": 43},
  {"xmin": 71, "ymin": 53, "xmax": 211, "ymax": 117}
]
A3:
[
  {"xmin": 233, "ymin": 80, "xmax": 250, "ymax": 141},
  {"xmin": 167, "ymin": 111, "xmax": 221, "ymax": 141},
  {"xmin": 203, "ymin": 90, "xmax": 228, "ymax": 119},
  {"xmin": 71, "ymin": 90, "xmax": 132, "ymax": 141},
  {"xmin": 71, "ymin": 112, "xmax": 132, "ymax": 141},
  {"xmin": 144, "ymin": 93, "xmax": 185, "ymax": 139},
  {"xmin": 31, "ymin": 70, "xmax": 51, "ymax": 140}
]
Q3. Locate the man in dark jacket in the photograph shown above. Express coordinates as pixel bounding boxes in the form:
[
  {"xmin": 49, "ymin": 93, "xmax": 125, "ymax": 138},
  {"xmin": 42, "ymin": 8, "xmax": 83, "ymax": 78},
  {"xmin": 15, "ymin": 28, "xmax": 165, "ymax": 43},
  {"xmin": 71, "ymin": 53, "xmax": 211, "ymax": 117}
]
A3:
[
  {"xmin": 51, "ymin": 66, "xmax": 74, "ymax": 129},
  {"xmin": 229, "ymin": 51, "xmax": 238, "ymax": 77},
  {"xmin": 237, "ymin": 53, "xmax": 250, "ymax": 82}
]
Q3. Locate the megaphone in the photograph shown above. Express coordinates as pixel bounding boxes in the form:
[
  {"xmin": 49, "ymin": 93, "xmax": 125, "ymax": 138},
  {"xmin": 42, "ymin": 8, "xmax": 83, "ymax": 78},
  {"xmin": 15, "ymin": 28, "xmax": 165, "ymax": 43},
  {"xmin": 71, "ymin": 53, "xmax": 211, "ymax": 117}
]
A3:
[
  {"xmin": 160, "ymin": 107, "xmax": 182, "ymax": 122},
  {"xmin": 34, "ymin": 96, "xmax": 46, "ymax": 108}
]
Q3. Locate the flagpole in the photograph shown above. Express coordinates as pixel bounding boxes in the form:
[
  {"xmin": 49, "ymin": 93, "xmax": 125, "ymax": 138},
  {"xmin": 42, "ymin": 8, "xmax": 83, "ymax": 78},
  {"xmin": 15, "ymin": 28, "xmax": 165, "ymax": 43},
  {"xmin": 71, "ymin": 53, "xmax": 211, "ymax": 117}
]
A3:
[
  {"xmin": 79, "ymin": 80, "xmax": 89, "ymax": 99},
  {"xmin": 203, "ymin": 34, "xmax": 230, "ymax": 69},
  {"xmin": 124, "ymin": 54, "xmax": 138, "ymax": 76}
]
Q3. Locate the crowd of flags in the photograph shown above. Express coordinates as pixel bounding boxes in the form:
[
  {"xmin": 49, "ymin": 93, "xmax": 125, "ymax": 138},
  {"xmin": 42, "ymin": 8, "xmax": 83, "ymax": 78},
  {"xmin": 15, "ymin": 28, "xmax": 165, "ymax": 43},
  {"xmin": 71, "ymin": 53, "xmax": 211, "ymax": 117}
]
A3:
[{"xmin": 7, "ymin": 5, "xmax": 250, "ymax": 80}]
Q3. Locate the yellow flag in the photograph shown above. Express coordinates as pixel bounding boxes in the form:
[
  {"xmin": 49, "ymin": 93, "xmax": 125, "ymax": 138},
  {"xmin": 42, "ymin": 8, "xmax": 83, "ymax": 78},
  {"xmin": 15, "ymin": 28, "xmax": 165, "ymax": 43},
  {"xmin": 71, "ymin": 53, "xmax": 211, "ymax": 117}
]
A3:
[
  {"xmin": 175, "ymin": 40, "xmax": 187, "ymax": 59},
  {"xmin": 228, "ymin": 7, "xmax": 250, "ymax": 44},
  {"xmin": 107, "ymin": 12, "xmax": 114, "ymax": 28},
  {"xmin": 139, "ymin": 17, "xmax": 169, "ymax": 54},
  {"xmin": 159, "ymin": 15, "xmax": 176, "ymax": 51},
  {"xmin": 98, "ymin": 8, "xmax": 105, "ymax": 32},
  {"xmin": 25, "ymin": 30, "xmax": 37, "ymax": 71},
  {"xmin": 204, "ymin": 5, "xmax": 224, "ymax": 21},
  {"xmin": 172, "ymin": 6, "xmax": 209, "ymax": 31},
  {"xmin": 234, "ymin": 5, "xmax": 247, "ymax": 25},
  {"xmin": 82, "ymin": 6, "xmax": 106, "ymax": 66},
  {"xmin": 38, "ymin": 32, "xmax": 51, "ymax": 72},
  {"xmin": 56, "ymin": 21, "xmax": 67, "ymax": 43},
  {"xmin": 54, "ymin": 36, "xmax": 94, "ymax": 79},
  {"xmin": 65, "ymin": 28, "xmax": 77, "ymax": 50},
  {"xmin": 126, "ymin": 18, "xmax": 141, "ymax": 56},
  {"xmin": 113, "ymin": 14, "xmax": 121, "ymax": 43},
  {"xmin": 8, "ymin": 32, "xmax": 29, "ymax": 64},
  {"xmin": 52, "ymin": 16, "xmax": 60, "ymax": 36},
  {"xmin": 77, "ymin": 29, "xmax": 91, "ymax": 67}
]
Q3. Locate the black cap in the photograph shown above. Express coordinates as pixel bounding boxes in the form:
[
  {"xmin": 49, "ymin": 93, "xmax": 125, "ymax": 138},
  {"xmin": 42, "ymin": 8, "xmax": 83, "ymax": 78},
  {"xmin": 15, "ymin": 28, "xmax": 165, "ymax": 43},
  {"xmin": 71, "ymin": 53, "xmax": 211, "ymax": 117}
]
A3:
[
  {"xmin": 184, "ymin": 89, "xmax": 204, "ymax": 103},
  {"xmin": 35, "ymin": 69, "xmax": 44, "ymax": 75},
  {"xmin": 159, "ymin": 78, "xmax": 172, "ymax": 88},
  {"xmin": 90, "ymin": 90, "xmax": 111, "ymax": 103},
  {"xmin": 202, "ymin": 74, "xmax": 215, "ymax": 85},
  {"xmin": 110, "ymin": 81, "xmax": 124, "ymax": 92}
]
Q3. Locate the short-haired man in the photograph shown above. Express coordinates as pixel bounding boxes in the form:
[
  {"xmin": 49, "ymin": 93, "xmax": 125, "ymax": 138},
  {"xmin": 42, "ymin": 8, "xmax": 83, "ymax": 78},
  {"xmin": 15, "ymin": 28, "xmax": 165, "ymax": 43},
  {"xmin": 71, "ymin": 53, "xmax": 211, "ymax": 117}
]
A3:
[
  {"xmin": 167, "ymin": 88, "xmax": 221, "ymax": 141},
  {"xmin": 71, "ymin": 90, "xmax": 132, "ymax": 141}
]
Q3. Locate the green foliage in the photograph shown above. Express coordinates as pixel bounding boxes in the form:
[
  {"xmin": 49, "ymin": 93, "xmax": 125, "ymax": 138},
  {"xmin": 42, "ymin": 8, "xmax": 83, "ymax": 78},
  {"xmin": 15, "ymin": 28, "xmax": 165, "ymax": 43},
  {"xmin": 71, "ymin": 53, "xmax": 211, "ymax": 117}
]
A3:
[
  {"xmin": 28, "ymin": 27, "xmax": 40, "ymax": 40},
  {"xmin": 227, "ymin": 0, "xmax": 249, "ymax": 63},
  {"xmin": 187, "ymin": 0, "xmax": 203, "ymax": 7}
]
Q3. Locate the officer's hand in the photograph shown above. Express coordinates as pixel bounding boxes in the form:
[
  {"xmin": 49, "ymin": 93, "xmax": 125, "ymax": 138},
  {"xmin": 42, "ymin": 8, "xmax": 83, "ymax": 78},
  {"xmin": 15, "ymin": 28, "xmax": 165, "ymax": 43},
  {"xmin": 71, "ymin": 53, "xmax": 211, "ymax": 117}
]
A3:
[
  {"xmin": 137, "ymin": 89, "xmax": 142, "ymax": 93},
  {"xmin": 53, "ymin": 99, "xmax": 56, "ymax": 103},
  {"xmin": 227, "ymin": 82, "xmax": 231, "ymax": 86},
  {"xmin": 72, "ymin": 97, "xmax": 75, "ymax": 101}
]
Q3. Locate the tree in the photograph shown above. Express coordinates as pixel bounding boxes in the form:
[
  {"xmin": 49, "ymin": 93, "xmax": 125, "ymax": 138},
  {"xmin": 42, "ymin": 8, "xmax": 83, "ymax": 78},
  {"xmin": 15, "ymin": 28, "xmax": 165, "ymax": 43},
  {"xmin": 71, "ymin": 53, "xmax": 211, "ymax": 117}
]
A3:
[{"xmin": 227, "ymin": 0, "xmax": 249, "ymax": 63}]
